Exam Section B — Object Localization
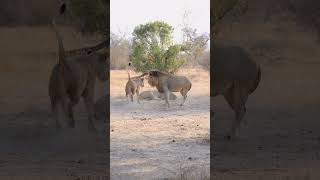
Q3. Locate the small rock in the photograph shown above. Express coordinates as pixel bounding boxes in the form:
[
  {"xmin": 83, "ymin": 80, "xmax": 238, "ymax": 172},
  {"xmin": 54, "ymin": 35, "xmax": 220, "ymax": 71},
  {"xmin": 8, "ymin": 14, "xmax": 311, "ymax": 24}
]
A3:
[
  {"xmin": 172, "ymin": 140, "xmax": 175, "ymax": 142},
  {"xmin": 188, "ymin": 157, "xmax": 192, "ymax": 160}
]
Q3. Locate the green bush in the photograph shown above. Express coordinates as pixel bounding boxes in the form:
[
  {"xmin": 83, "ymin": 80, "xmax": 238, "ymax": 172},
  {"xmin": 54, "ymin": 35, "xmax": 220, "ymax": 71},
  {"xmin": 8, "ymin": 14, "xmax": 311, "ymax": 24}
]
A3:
[{"xmin": 131, "ymin": 21, "xmax": 185, "ymax": 73}]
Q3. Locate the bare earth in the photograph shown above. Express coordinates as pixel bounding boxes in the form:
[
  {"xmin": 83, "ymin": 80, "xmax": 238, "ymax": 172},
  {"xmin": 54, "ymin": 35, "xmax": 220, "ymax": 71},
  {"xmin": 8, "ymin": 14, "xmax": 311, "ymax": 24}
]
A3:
[{"xmin": 110, "ymin": 69, "xmax": 210, "ymax": 179}]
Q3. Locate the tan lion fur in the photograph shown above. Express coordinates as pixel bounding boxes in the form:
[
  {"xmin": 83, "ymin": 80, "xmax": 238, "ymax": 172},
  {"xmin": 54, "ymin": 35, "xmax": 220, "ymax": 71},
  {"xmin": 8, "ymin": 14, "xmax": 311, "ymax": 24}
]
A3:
[
  {"xmin": 147, "ymin": 70, "xmax": 192, "ymax": 108},
  {"xmin": 138, "ymin": 90, "xmax": 177, "ymax": 101},
  {"xmin": 125, "ymin": 71, "xmax": 145, "ymax": 103},
  {"xmin": 48, "ymin": 18, "xmax": 109, "ymax": 131},
  {"xmin": 212, "ymin": 44, "xmax": 261, "ymax": 139}
]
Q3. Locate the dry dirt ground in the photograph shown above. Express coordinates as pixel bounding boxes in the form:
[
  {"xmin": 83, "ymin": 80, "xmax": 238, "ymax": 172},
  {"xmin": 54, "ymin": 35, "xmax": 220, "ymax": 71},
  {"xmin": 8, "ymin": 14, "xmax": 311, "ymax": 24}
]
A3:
[
  {"xmin": 0, "ymin": 26, "xmax": 109, "ymax": 179},
  {"xmin": 110, "ymin": 69, "xmax": 210, "ymax": 179},
  {"xmin": 212, "ymin": 18, "xmax": 320, "ymax": 179}
]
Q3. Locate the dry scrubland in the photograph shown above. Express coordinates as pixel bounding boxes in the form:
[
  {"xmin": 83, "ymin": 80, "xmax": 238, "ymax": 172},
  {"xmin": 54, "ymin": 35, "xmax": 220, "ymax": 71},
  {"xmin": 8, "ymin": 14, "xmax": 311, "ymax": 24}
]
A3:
[
  {"xmin": 213, "ymin": 17, "xmax": 320, "ymax": 179},
  {"xmin": 0, "ymin": 26, "xmax": 108, "ymax": 179},
  {"xmin": 110, "ymin": 69, "xmax": 210, "ymax": 179}
]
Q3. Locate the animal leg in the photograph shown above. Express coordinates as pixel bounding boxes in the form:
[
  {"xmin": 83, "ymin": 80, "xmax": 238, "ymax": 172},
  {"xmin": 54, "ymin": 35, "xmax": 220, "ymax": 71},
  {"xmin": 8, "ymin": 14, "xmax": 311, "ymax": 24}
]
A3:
[
  {"xmin": 223, "ymin": 85, "xmax": 248, "ymax": 139},
  {"xmin": 130, "ymin": 94, "xmax": 134, "ymax": 102},
  {"xmin": 83, "ymin": 96, "xmax": 97, "ymax": 132},
  {"xmin": 53, "ymin": 103, "xmax": 62, "ymax": 129},
  {"xmin": 180, "ymin": 95, "xmax": 187, "ymax": 106},
  {"xmin": 164, "ymin": 89, "xmax": 170, "ymax": 108},
  {"xmin": 234, "ymin": 85, "xmax": 249, "ymax": 127},
  {"xmin": 136, "ymin": 89, "xmax": 140, "ymax": 104},
  {"xmin": 67, "ymin": 103, "xmax": 75, "ymax": 128},
  {"xmin": 180, "ymin": 88, "xmax": 190, "ymax": 106}
]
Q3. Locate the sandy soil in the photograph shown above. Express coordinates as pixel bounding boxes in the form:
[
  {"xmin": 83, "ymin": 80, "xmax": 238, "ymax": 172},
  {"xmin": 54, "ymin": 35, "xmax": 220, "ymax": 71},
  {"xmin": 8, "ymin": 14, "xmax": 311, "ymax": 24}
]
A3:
[
  {"xmin": 213, "ymin": 15, "xmax": 320, "ymax": 179},
  {"xmin": 0, "ymin": 26, "xmax": 109, "ymax": 179},
  {"xmin": 110, "ymin": 69, "xmax": 210, "ymax": 179}
]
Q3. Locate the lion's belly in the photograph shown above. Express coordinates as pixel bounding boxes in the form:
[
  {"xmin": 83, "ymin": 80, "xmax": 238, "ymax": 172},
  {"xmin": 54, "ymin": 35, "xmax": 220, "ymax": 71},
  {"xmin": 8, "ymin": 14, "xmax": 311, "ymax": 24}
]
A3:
[
  {"xmin": 168, "ymin": 85, "xmax": 183, "ymax": 92},
  {"xmin": 167, "ymin": 77, "xmax": 190, "ymax": 92}
]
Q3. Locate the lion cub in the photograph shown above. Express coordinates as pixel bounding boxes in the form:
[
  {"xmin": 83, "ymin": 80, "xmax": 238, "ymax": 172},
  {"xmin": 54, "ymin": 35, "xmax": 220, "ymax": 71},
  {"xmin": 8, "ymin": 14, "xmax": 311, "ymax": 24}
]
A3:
[{"xmin": 125, "ymin": 71, "xmax": 144, "ymax": 103}]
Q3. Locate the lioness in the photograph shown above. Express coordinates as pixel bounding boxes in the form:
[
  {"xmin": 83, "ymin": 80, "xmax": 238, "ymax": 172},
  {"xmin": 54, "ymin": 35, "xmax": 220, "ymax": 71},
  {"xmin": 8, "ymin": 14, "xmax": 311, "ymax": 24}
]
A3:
[
  {"xmin": 49, "ymin": 16, "xmax": 108, "ymax": 131},
  {"xmin": 125, "ymin": 71, "xmax": 145, "ymax": 103}
]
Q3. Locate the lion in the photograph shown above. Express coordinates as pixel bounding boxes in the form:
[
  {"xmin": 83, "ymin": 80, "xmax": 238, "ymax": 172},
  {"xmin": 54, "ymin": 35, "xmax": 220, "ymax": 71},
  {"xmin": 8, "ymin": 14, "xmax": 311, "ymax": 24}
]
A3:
[
  {"xmin": 147, "ymin": 70, "xmax": 192, "ymax": 108},
  {"xmin": 212, "ymin": 44, "xmax": 261, "ymax": 140},
  {"xmin": 48, "ymin": 16, "xmax": 108, "ymax": 131},
  {"xmin": 138, "ymin": 90, "xmax": 177, "ymax": 101},
  {"xmin": 125, "ymin": 71, "xmax": 145, "ymax": 103}
]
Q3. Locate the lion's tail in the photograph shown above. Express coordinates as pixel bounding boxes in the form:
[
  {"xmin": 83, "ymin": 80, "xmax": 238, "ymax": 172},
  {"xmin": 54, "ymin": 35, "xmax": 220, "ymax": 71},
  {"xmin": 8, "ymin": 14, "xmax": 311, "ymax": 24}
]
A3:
[{"xmin": 127, "ymin": 70, "xmax": 131, "ymax": 80}]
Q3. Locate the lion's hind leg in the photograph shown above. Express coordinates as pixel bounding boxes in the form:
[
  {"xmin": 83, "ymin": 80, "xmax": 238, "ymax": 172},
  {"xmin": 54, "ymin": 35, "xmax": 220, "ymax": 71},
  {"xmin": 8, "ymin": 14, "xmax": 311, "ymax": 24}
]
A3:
[
  {"xmin": 136, "ymin": 89, "xmax": 140, "ymax": 104},
  {"xmin": 179, "ymin": 88, "xmax": 189, "ymax": 106},
  {"xmin": 223, "ymin": 84, "xmax": 248, "ymax": 140},
  {"xmin": 67, "ymin": 103, "xmax": 75, "ymax": 128},
  {"xmin": 164, "ymin": 89, "xmax": 170, "ymax": 108},
  {"xmin": 52, "ymin": 103, "xmax": 62, "ymax": 130},
  {"xmin": 53, "ymin": 99, "xmax": 70, "ymax": 130}
]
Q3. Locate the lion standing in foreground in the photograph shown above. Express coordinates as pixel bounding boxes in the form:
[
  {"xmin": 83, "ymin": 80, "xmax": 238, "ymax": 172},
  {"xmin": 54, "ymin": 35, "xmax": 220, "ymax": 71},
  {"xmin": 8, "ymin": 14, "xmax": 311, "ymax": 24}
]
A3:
[
  {"xmin": 212, "ymin": 44, "xmax": 261, "ymax": 140},
  {"xmin": 147, "ymin": 70, "xmax": 192, "ymax": 108},
  {"xmin": 48, "ymin": 12, "xmax": 108, "ymax": 131}
]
